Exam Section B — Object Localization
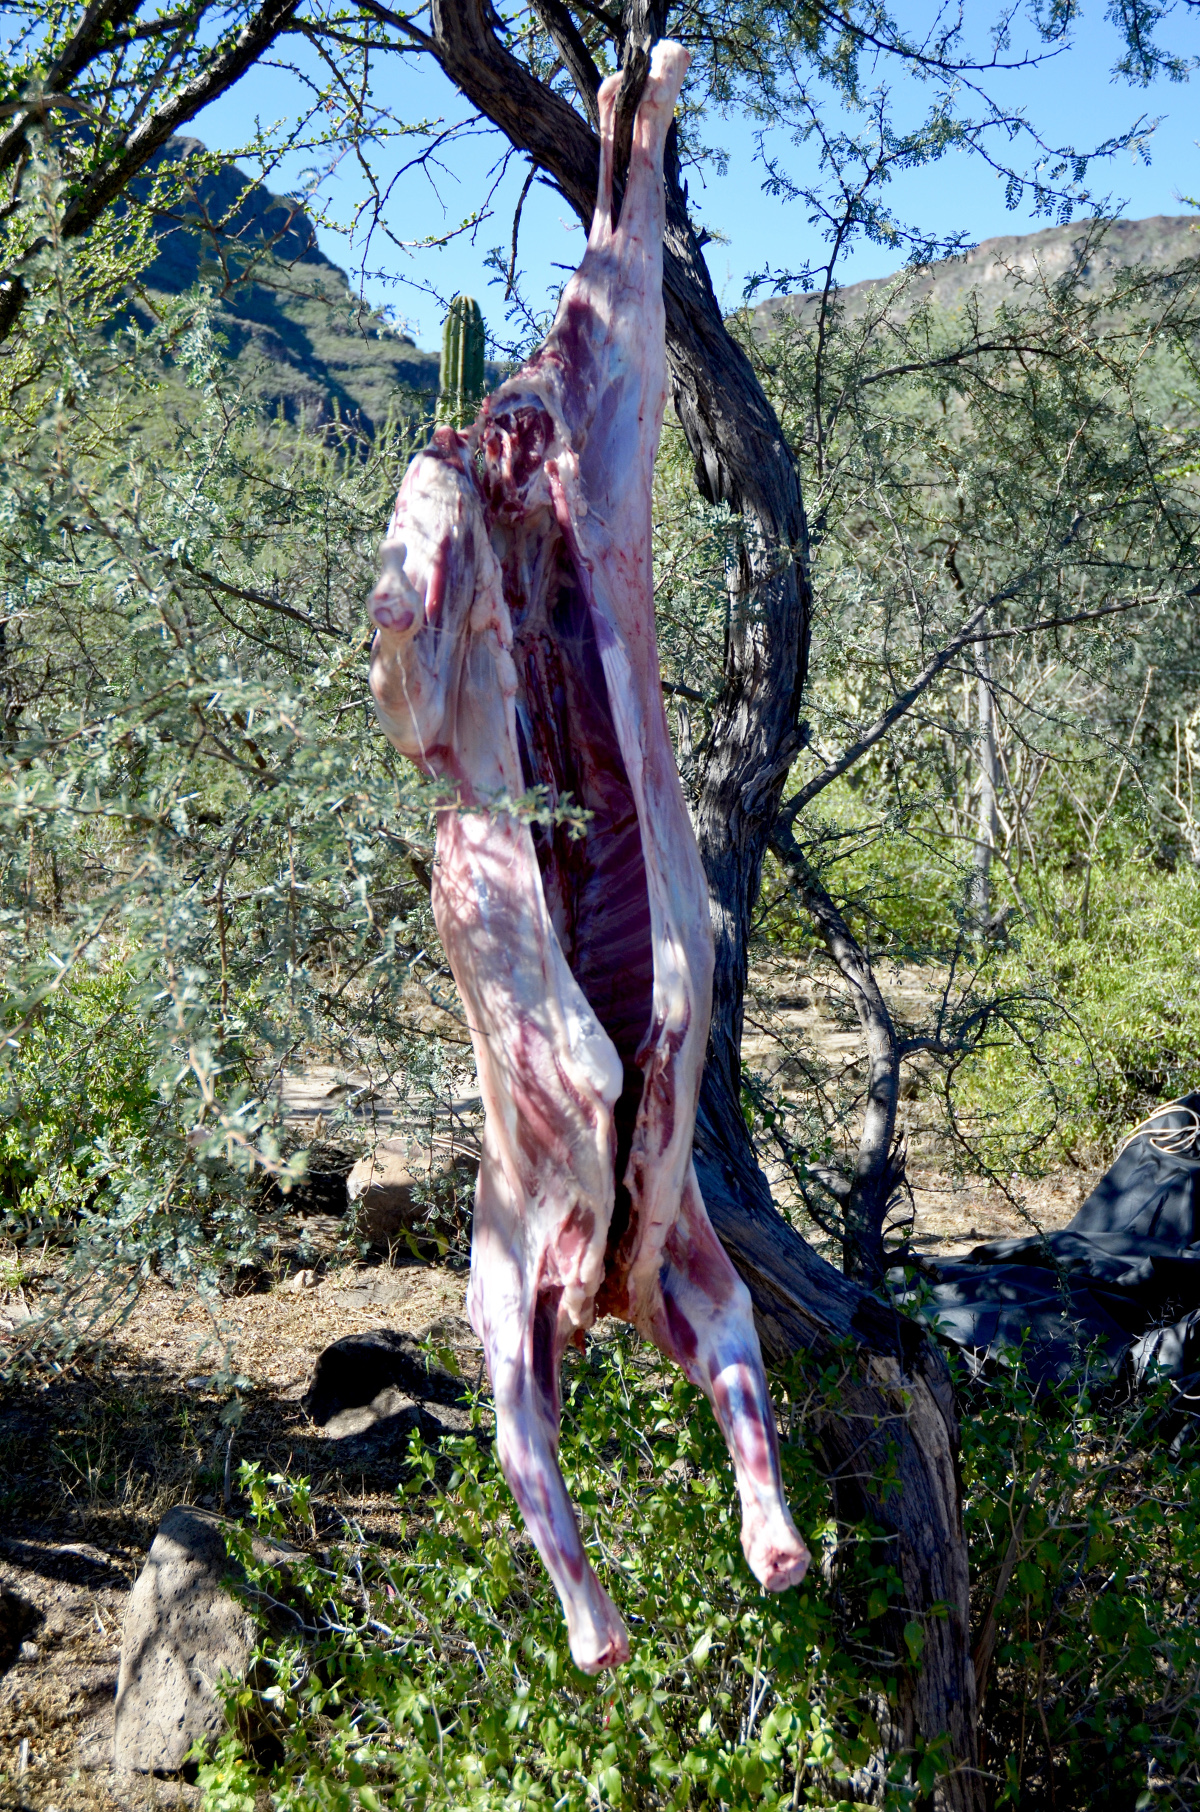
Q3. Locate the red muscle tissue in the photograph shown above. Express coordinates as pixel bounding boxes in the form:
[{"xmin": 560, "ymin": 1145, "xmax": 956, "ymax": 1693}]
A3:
[{"xmin": 368, "ymin": 40, "xmax": 809, "ymax": 1671}]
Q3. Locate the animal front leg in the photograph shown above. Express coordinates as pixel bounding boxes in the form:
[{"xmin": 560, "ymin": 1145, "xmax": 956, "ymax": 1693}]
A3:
[
  {"xmin": 646, "ymin": 1172, "xmax": 811, "ymax": 1592},
  {"xmin": 470, "ymin": 1222, "xmax": 629, "ymax": 1673}
]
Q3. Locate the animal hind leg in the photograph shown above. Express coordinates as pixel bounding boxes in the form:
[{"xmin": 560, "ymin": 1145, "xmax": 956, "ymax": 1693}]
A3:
[
  {"xmin": 643, "ymin": 1168, "xmax": 811, "ymax": 1592},
  {"xmin": 469, "ymin": 1197, "xmax": 628, "ymax": 1673}
]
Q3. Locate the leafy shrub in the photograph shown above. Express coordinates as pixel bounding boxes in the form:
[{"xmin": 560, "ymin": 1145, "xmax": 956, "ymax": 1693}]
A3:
[
  {"xmin": 953, "ymin": 861, "xmax": 1200, "ymax": 1164},
  {"xmin": 0, "ymin": 953, "xmax": 161, "ymax": 1229},
  {"xmin": 0, "ymin": 948, "xmax": 292, "ymax": 1335},
  {"xmin": 192, "ymin": 1335, "xmax": 1200, "ymax": 1809},
  {"xmin": 0, "ymin": 177, "xmax": 456, "ymax": 1337},
  {"xmin": 962, "ymin": 1360, "xmax": 1200, "ymax": 1806},
  {"xmin": 754, "ymin": 814, "xmax": 1200, "ymax": 1180},
  {"xmin": 198, "ymin": 1334, "xmax": 929, "ymax": 1811}
]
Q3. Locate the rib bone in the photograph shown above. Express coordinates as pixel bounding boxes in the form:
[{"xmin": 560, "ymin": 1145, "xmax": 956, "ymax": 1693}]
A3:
[{"xmin": 368, "ymin": 39, "xmax": 809, "ymax": 1672}]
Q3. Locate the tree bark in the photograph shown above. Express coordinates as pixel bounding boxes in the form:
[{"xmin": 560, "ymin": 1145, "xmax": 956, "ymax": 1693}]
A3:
[{"xmin": 417, "ymin": 4, "xmax": 981, "ymax": 1798}]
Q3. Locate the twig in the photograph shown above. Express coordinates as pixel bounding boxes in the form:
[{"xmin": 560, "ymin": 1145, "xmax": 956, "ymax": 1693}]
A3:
[
  {"xmin": 505, "ymin": 164, "xmax": 536, "ymax": 299},
  {"xmin": 973, "ymin": 1468, "xmax": 1042, "ymax": 1707},
  {"xmin": 223, "ymin": 1427, "xmax": 236, "ymax": 1512}
]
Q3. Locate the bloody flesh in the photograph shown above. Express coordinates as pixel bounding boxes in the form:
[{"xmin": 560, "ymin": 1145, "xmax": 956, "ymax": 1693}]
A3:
[{"xmin": 368, "ymin": 41, "xmax": 809, "ymax": 1671}]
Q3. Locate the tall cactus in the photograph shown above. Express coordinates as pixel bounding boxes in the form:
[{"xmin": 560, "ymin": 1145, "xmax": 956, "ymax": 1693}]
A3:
[{"xmin": 437, "ymin": 295, "xmax": 486, "ymax": 428}]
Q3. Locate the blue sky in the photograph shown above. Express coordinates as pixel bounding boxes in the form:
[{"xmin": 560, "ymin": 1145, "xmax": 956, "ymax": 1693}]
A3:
[{"xmin": 192, "ymin": 4, "xmax": 1200, "ymax": 350}]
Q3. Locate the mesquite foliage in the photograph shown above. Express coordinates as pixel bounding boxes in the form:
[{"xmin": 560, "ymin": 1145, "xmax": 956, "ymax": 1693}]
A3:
[
  {"xmin": 649, "ymin": 227, "xmax": 1200, "ymax": 1248},
  {"xmin": 0, "ymin": 174, "xmax": 465, "ymax": 1343}
]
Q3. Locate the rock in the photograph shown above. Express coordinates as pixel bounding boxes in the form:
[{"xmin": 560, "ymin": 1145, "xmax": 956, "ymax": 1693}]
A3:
[
  {"xmin": 113, "ymin": 1506, "xmax": 293, "ymax": 1775},
  {"xmin": 320, "ymin": 1383, "xmax": 416, "ymax": 1440},
  {"xmin": 346, "ymin": 1135, "xmax": 477, "ymax": 1244},
  {"xmin": 283, "ymin": 1267, "xmax": 316, "ymax": 1292},
  {"xmin": 301, "ymin": 1326, "xmax": 474, "ymax": 1450},
  {"xmin": 0, "ymin": 1588, "xmax": 41, "ymax": 1673}
]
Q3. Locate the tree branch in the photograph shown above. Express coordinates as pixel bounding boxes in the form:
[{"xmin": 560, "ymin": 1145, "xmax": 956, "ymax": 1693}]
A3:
[
  {"xmin": 770, "ymin": 821, "xmax": 904, "ymax": 1282},
  {"xmin": 611, "ymin": 0, "xmax": 666, "ymax": 213},
  {"xmin": 61, "ymin": 0, "xmax": 301, "ymax": 239},
  {"xmin": 528, "ymin": 0, "xmax": 603, "ymax": 127},
  {"xmin": 782, "ymin": 600, "xmax": 992, "ymax": 823},
  {"xmin": 0, "ymin": 0, "xmax": 142, "ymax": 181},
  {"xmin": 780, "ymin": 590, "xmax": 1162, "ymax": 826},
  {"xmin": 0, "ymin": 0, "xmax": 301, "ymax": 345}
]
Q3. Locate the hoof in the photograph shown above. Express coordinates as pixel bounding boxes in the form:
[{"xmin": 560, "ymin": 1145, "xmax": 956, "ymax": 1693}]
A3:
[
  {"xmin": 370, "ymin": 600, "xmax": 415, "ymax": 633},
  {"xmin": 566, "ymin": 1585, "xmax": 630, "ymax": 1673},
  {"xmin": 744, "ymin": 1521, "xmax": 811, "ymax": 1593},
  {"xmin": 569, "ymin": 1623, "xmax": 630, "ymax": 1674}
]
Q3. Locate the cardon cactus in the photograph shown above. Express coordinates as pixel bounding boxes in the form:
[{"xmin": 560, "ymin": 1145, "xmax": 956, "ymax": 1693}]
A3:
[{"xmin": 437, "ymin": 295, "xmax": 486, "ymax": 427}]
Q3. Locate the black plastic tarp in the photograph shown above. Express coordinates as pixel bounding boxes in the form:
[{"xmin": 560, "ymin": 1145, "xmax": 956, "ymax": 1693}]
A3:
[{"xmin": 891, "ymin": 1095, "xmax": 1200, "ymax": 1409}]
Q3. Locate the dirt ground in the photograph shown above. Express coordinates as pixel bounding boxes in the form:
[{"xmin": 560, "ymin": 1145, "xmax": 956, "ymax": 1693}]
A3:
[
  {"xmin": 0, "ymin": 1228, "xmax": 484, "ymax": 1812},
  {"xmin": 906, "ymin": 1163, "xmax": 1099, "ymax": 1253}
]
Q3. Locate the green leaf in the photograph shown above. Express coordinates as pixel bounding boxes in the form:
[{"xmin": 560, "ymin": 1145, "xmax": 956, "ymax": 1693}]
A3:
[{"xmin": 598, "ymin": 1764, "xmax": 623, "ymax": 1802}]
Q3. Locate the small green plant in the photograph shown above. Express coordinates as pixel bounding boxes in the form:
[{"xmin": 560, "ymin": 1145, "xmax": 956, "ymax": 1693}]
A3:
[
  {"xmin": 961, "ymin": 1359, "xmax": 1200, "ymax": 1805},
  {"xmin": 199, "ymin": 1334, "xmax": 925, "ymax": 1809},
  {"xmin": 953, "ymin": 861, "xmax": 1200, "ymax": 1164},
  {"xmin": 0, "ymin": 954, "xmax": 161, "ymax": 1231}
]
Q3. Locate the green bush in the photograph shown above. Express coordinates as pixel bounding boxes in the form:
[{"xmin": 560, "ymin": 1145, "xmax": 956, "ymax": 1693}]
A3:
[
  {"xmin": 191, "ymin": 1335, "xmax": 1200, "ymax": 1809},
  {"xmin": 953, "ymin": 860, "xmax": 1200, "ymax": 1164},
  {"xmin": 199, "ymin": 1335, "xmax": 924, "ymax": 1811},
  {"xmin": 0, "ymin": 953, "xmax": 161, "ymax": 1230},
  {"xmin": 0, "ymin": 945, "xmax": 300, "ymax": 1337},
  {"xmin": 0, "ymin": 179, "xmax": 448, "ymax": 1331},
  {"xmin": 961, "ymin": 1361, "xmax": 1200, "ymax": 1805}
]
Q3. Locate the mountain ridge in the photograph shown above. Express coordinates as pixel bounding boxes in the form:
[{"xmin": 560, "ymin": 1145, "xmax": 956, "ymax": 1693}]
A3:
[
  {"xmin": 135, "ymin": 149, "xmax": 1200, "ymax": 421},
  {"xmin": 136, "ymin": 140, "xmax": 445, "ymax": 431},
  {"xmin": 751, "ymin": 212, "xmax": 1200, "ymax": 335}
]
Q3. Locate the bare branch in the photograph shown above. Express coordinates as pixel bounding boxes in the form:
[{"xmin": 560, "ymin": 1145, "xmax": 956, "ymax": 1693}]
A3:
[
  {"xmin": 782, "ymin": 590, "xmax": 1162, "ymax": 825},
  {"xmin": 770, "ymin": 820, "xmax": 903, "ymax": 1282},
  {"xmin": 528, "ymin": 0, "xmax": 603, "ymax": 127}
]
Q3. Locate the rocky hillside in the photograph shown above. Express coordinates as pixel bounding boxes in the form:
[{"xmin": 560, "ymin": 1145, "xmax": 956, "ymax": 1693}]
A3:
[
  {"xmin": 134, "ymin": 155, "xmax": 1199, "ymax": 419},
  {"xmin": 134, "ymin": 141, "xmax": 449, "ymax": 431},
  {"xmin": 752, "ymin": 212, "xmax": 1200, "ymax": 335}
]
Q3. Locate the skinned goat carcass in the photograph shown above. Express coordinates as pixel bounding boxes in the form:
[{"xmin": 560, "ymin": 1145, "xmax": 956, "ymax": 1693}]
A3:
[{"xmin": 368, "ymin": 40, "xmax": 809, "ymax": 1672}]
